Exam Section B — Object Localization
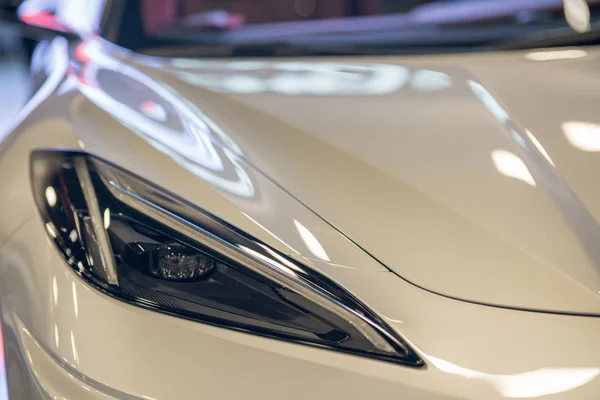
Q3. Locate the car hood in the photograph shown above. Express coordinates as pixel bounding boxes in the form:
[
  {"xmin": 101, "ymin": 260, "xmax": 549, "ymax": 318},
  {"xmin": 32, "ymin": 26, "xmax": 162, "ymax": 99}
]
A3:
[{"xmin": 86, "ymin": 42, "xmax": 600, "ymax": 315}]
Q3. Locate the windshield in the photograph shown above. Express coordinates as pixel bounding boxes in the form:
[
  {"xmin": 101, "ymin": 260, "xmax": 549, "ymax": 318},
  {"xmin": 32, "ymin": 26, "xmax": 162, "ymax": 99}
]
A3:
[
  {"xmin": 140, "ymin": 0, "xmax": 597, "ymax": 29},
  {"xmin": 127, "ymin": 0, "xmax": 600, "ymax": 55},
  {"xmin": 91, "ymin": 0, "xmax": 600, "ymax": 54}
]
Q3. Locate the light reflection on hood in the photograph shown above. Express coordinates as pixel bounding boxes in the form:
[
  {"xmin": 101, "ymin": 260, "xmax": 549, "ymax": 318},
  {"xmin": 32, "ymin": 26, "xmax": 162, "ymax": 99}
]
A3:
[
  {"xmin": 491, "ymin": 149, "xmax": 536, "ymax": 186},
  {"xmin": 562, "ymin": 121, "xmax": 600, "ymax": 152},
  {"xmin": 171, "ymin": 60, "xmax": 457, "ymax": 96},
  {"xmin": 64, "ymin": 38, "xmax": 393, "ymax": 272},
  {"xmin": 69, "ymin": 38, "xmax": 254, "ymax": 198},
  {"xmin": 429, "ymin": 355, "xmax": 599, "ymax": 398}
]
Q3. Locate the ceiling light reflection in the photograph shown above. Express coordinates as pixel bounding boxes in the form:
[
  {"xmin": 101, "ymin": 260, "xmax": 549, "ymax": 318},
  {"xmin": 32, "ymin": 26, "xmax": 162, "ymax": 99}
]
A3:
[
  {"xmin": 45, "ymin": 222, "xmax": 58, "ymax": 239},
  {"xmin": 491, "ymin": 150, "xmax": 536, "ymax": 186},
  {"xmin": 52, "ymin": 275, "xmax": 58, "ymax": 306},
  {"xmin": 227, "ymin": 61, "xmax": 267, "ymax": 71},
  {"xmin": 222, "ymin": 75, "xmax": 267, "ymax": 93},
  {"xmin": 239, "ymin": 245, "xmax": 297, "ymax": 276},
  {"xmin": 564, "ymin": 0, "xmax": 591, "ymax": 33},
  {"xmin": 70, "ymin": 330, "xmax": 78, "ymax": 364},
  {"xmin": 411, "ymin": 69, "xmax": 452, "ymax": 92},
  {"xmin": 72, "ymin": 281, "xmax": 78, "ymax": 318},
  {"xmin": 429, "ymin": 356, "xmax": 599, "ymax": 398},
  {"xmin": 525, "ymin": 49, "xmax": 588, "ymax": 61},
  {"xmin": 294, "ymin": 220, "xmax": 330, "ymax": 262},
  {"xmin": 54, "ymin": 324, "xmax": 59, "ymax": 348},
  {"xmin": 562, "ymin": 121, "xmax": 600, "ymax": 151},
  {"xmin": 258, "ymin": 244, "xmax": 304, "ymax": 273},
  {"xmin": 467, "ymin": 81, "xmax": 509, "ymax": 124},
  {"xmin": 240, "ymin": 212, "xmax": 301, "ymax": 255},
  {"xmin": 73, "ymin": 37, "xmax": 254, "ymax": 198},
  {"xmin": 526, "ymin": 130, "xmax": 555, "ymax": 166},
  {"xmin": 103, "ymin": 208, "xmax": 111, "ymax": 230},
  {"xmin": 45, "ymin": 186, "xmax": 57, "ymax": 207},
  {"xmin": 176, "ymin": 62, "xmax": 413, "ymax": 96}
]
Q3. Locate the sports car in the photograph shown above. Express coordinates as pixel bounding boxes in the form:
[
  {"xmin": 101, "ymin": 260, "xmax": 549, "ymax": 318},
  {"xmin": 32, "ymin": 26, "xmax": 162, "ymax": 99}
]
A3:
[{"xmin": 1, "ymin": 0, "xmax": 600, "ymax": 399}]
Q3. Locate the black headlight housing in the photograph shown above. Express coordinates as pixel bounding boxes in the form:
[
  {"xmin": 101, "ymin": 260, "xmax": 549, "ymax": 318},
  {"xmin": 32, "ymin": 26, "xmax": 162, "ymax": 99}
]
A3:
[{"xmin": 31, "ymin": 149, "xmax": 423, "ymax": 366}]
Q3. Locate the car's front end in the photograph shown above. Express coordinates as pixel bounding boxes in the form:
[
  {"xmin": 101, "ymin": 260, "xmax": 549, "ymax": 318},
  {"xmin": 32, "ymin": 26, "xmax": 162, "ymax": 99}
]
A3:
[{"xmin": 2, "ymin": 1, "xmax": 600, "ymax": 399}]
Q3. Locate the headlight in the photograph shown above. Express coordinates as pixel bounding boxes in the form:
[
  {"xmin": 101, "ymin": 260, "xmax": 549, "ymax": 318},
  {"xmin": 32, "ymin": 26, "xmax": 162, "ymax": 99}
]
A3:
[{"xmin": 31, "ymin": 149, "xmax": 422, "ymax": 366}]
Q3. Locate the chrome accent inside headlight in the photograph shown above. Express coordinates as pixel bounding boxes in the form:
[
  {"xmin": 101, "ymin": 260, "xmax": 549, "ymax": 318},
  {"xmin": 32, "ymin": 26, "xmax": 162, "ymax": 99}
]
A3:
[{"xmin": 31, "ymin": 149, "xmax": 423, "ymax": 366}]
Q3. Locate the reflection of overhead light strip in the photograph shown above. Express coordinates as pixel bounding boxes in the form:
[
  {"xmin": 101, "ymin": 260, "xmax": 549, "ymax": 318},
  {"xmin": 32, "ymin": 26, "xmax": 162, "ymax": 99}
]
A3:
[
  {"xmin": 54, "ymin": 324, "xmax": 59, "ymax": 348},
  {"xmin": 103, "ymin": 208, "xmax": 111, "ymax": 230},
  {"xmin": 294, "ymin": 219, "xmax": 330, "ymax": 262},
  {"xmin": 564, "ymin": 0, "xmax": 591, "ymax": 33},
  {"xmin": 491, "ymin": 150, "xmax": 536, "ymax": 186},
  {"xmin": 238, "ymin": 245, "xmax": 297, "ymax": 277},
  {"xmin": 525, "ymin": 49, "xmax": 588, "ymax": 61},
  {"xmin": 467, "ymin": 80, "xmax": 509, "ymax": 124},
  {"xmin": 562, "ymin": 121, "xmax": 600, "ymax": 152},
  {"xmin": 240, "ymin": 211, "xmax": 301, "ymax": 255},
  {"xmin": 177, "ymin": 63, "xmax": 412, "ymax": 96},
  {"xmin": 526, "ymin": 130, "xmax": 555, "ymax": 166},
  {"xmin": 77, "ymin": 62, "xmax": 224, "ymax": 171},
  {"xmin": 133, "ymin": 126, "xmax": 255, "ymax": 197},
  {"xmin": 77, "ymin": 52, "xmax": 255, "ymax": 196},
  {"xmin": 70, "ymin": 330, "xmax": 78, "ymax": 363},
  {"xmin": 45, "ymin": 186, "xmax": 57, "ymax": 207},
  {"xmin": 410, "ymin": 69, "xmax": 452, "ymax": 92},
  {"xmin": 45, "ymin": 222, "xmax": 58, "ymax": 239},
  {"xmin": 468, "ymin": 81, "xmax": 539, "ymax": 186},
  {"xmin": 228, "ymin": 61, "xmax": 268, "ymax": 70},
  {"xmin": 52, "ymin": 276, "xmax": 58, "ymax": 306},
  {"xmin": 72, "ymin": 281, "xmax": 79, "ymax": 319},
  {"xmin": 258, "ymin": 244, "xmax": 305, "ymax": 273},
  {"xmin": 429, "ymin": 355, "xmax": 599, "ymax": 399}
]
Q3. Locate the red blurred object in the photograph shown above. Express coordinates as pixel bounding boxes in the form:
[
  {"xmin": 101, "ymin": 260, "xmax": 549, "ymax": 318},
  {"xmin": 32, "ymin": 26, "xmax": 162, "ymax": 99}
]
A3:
[
  {"xmin": 74, "ymin": 41, "xmax": 91, "ymax": 63},
  {"xmin": 20, "ymin": 10, "xmax": 70, "ymax": 32}
]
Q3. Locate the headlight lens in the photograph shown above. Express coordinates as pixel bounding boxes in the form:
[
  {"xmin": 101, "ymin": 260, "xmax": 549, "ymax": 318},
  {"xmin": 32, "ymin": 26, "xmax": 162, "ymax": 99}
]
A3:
[{"xmin": 31, "ymin": 150, "xmax": 422, "ymax": 366}]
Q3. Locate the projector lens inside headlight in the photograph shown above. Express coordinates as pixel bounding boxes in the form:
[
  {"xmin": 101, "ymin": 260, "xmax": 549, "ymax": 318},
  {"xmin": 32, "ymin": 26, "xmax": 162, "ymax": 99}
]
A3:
[
  {"xmin": 122, "ymin": 241, "xmax": 216, "ymax": 281},
  {"xmin": 30, "ymin": 149, "xmax": 422, "ymax": 366}
]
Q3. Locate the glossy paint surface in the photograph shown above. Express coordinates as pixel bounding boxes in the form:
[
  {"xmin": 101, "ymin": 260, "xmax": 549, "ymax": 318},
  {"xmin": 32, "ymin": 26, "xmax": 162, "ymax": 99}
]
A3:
[
  {"xmin": 147, "ymin": 47, "xmax": 600, "ymax": 315},
  {"xmin": 3, "ymin": 218, "xmax": 600, "ymax": 400},
  {"xmin": 0, "ymin": 36, "xmax": 600, "ymax": 399}
]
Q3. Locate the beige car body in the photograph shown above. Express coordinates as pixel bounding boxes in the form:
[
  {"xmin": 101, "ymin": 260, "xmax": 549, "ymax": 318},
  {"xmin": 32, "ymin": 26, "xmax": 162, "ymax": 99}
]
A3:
[{"xmin": 0, "ymin": 35, "xmax": 599, "ymax": 399}]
